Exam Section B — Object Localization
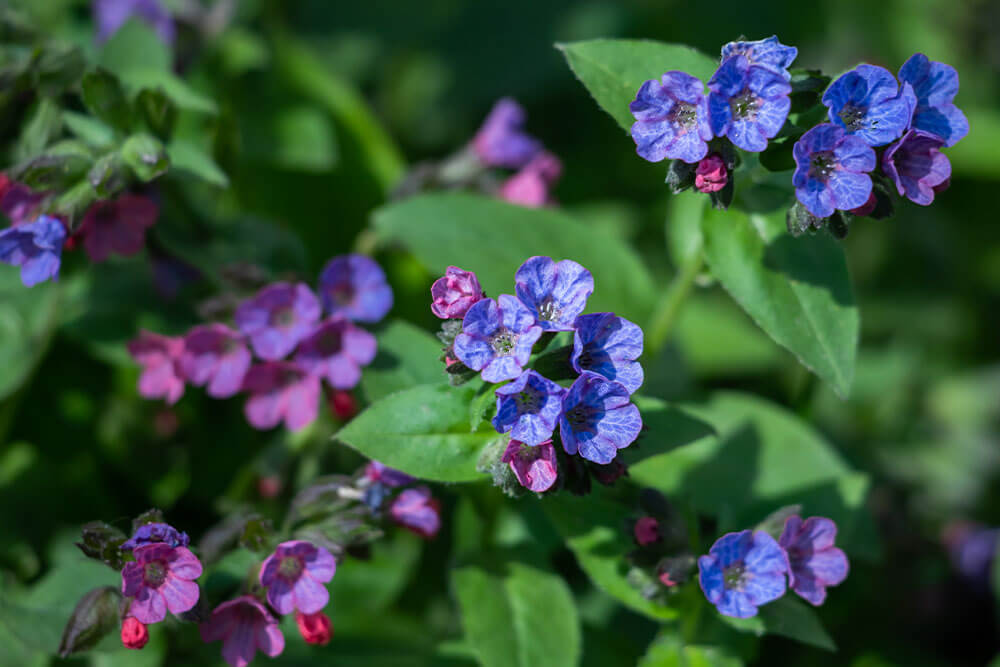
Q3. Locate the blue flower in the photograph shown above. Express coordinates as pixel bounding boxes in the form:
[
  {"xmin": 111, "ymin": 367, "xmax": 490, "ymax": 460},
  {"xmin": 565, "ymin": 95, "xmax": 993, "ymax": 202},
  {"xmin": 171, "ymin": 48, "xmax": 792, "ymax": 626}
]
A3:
[
  {"xmin": 473, "ymin": 98, "xmax": 542, "ymax": 169},
  {"xmin": 571, "ymin": 313, "xmax": 643, "ymax": 394},
  {"xmin": 559, "ymin": 371, "xmax": 641, "ymax": 464},
  {"xmin": 629, "ymin": 71, "xmax": 713, "ymax": 164},
  {"xmin": 708, "ymin": 55, "xmax": 791, "ymax": 152},
  {"xmin": 0, "ymin": 216, "xmax": 66, "ymax": 287},
  {"xmin": 318, "ymin": 254, "xmax": 393, "ymax": 324},
  {"xmin": 792, "ymin": 123, "xmax": 876, "ymax": 218},
  {"xmin": 897, "ymin": 53, "xmax": 969, "ymax": 147},
  {"xmin": 514, "ymin": 256, "xmax": 594, "ymax": 332},
  {"xmin": 492, "ymin": 370, "xmax": 565, "ymax": 445},
  {"xmin": 721, "ymin": 35, "xmax": 797, "ymax": 79},
  {"xmin": 453, "ymin": 295, "xmax": 542, "ymax": 383},
  {"xmin": 698, "ymin": 530, "xmax": 788, "ymax": 618},
  {"xmin": 822, "ymin": 64, "xmax": 916, "ymax": 147}
]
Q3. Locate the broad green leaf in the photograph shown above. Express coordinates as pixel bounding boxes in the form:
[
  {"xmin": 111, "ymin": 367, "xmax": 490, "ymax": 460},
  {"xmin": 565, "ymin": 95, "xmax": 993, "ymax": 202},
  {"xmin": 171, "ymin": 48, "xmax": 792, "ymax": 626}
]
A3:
[
  {"xmin": 360, "ymin": 320, "xmax": 446, "ymax": 403},
  {"xmin": 452, "ymin": 563, "xmax": 581, "ymax": 667},
  {"xmin": 81, "ymin": 68, "xmax": 132, "ymax": 131},
  {"xmin": 121, "ymin": 132, "xmax": 169, "ymax": 181},
  {"xmin": 557, "ymin": 39, "xmax": 719, "ymax": 132},
  {"xmin": 700, "ymin": 208, "xmax": 858, "ymax": 397},
  {"xmin": 98, "ymin": 20, "xmax": 170, "ymax": 73},
  {"xmin": 720, "ymin": 597, "xmax": 835, "ymax": 651},
  {"xmin": 62, "ymin": 111, "xmax": 114, "ymax": 149},
  {"xmin": 269, "ymin": 105, "xmax": 339, "ymax": 172},
  {"xmin": 373, "ymin": 193, "xmax": 657, "ymax": 324},
  {"xmin": 167, "ymin": 139, "xmax": 229, "ymax": 187},
  {"xmin": 0, "ymin": 271, "xmax": 62, "ymax": 400},
  {"xmin": 335, "ymin": 384, "xmax": 499, "ymax": 482},
  {"xmin": 14, "ymin": 98, "xmax": 62, "ymax": 163},
  {"xmin": 331, "ymin": 531, "xmax": 423, "ymax": 626},
  {"xmin": 638, "ymin": 633, "xmax": 743, "ymax": 667}
]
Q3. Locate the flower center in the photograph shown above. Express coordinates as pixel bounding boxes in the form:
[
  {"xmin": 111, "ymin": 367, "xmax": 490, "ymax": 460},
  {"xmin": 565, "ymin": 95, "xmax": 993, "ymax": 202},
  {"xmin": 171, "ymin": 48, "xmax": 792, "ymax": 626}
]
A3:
[
  {"xmin": 516, "ymin": 388, "xmax": 541, "ymax": 412},
  {"xmin": 279, "ymin": 555, "xmax": 304, "ymax": 580},
  {"xmin": 143, "ymin": 560, "xmax": 167, "ymax": 587},
  {"xmin": 331, "ymin": 282, "xmax": 354, "ymax": 305},
  {"xmin": 537, "ymin": 298, "xmax": 560, "ymax": 323},
  {"xmin": 668, "ymin": 101, "xmax": 698, "ymax": 131},
  {"xmin": 808, "ymin": 151, "xmax": 837, "ymax": 180},
  {"xmin": 723, "ymin": 564, "xmax": 747, "ymax": 590},
  {"xmin": 317, "ymin": 330, "xmax": 342, "ymax": 355},
  {"xmin": 272, "ymin": 307, "xmax": 295, "ymax": 327},
  {"xmin": 729, "ymin": 90, "xmax": 759, "ymax": 120},
  {"xmin": 838, "ymin": 104, "xmax": 867, "ymax": 131},
  {"xmin": 566, "ymin": 406, "xmax": 589, "ymax": 428},
  {"xmin": 491, "ymin": 329, "xmax": 517, "ymax": 356}
]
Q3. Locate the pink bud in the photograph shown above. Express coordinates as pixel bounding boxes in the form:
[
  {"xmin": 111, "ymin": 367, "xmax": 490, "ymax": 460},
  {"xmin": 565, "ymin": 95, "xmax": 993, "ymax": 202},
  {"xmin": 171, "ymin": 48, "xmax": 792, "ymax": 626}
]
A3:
[
  {"xmin": 633, "ymin": 516, "xmax": 660, "ymax": 546},
  {"xmin": 431, "ymin": 266, "xmax": 484, "ymax": 319},
  {"xmin": 257, "ymin": 475, "xmax": 282, "ymax": 499},
  {"xmin": 121, "ymin": 616, "xmax": 149, "ymax": 650},
  {"xmin": 329, "ymin": 389, "xmax": 358, "ymax": 420},
  {"xmin": 848, "ymin": 191, "xmax": 877, "ymax": 217},
  {"xmin": 295, "ymin": 610, "xmax": 333, "ymax": 645},
  {"xmin": 499, "ymin": 152, "xmax": 562, "ymax": 208},
  {"xmin": 658, "ymin": 571, "xmax": 677, "ymax": 587},
  {"xmin": 694, "ymin": 154, "xmax": 728, "ymax": 193}
]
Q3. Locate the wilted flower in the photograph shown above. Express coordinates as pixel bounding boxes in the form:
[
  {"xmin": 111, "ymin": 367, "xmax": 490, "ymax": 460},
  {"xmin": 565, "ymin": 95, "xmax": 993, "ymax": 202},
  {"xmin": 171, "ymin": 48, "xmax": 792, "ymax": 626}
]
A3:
[
  {"xmin": 472, "ymin": 98, "xmax": 542, "ymax": 169},
  {"xmin": 634, "ymin": 517, "xmax": 660, "ymax": 546},
  {"xmin": 365, "ymin": 461, "xmax": 414, "ymax": 488},
  {"xmin": 897, "ymin": 53, "xmax": 968, "ymax": 147},
  {"xmin": 121, "ymin": 522, "xmax": 190, "ymax": 551},
  {"xmin": 78, "ymin": 194, "xmax": 158, "ymax": 263},
  {"xmin": 390, "ymin": 486, "xmax": 441, "ymax": 538},
  {"xmin": 881, "ymin": 129, "xmax": 952, "ymax": 206}
]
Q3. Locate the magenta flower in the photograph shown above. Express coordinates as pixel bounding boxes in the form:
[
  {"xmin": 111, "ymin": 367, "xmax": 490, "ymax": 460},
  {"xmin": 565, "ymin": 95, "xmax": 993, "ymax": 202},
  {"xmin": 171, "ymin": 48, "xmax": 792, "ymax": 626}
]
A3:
[
  {"xmin": 294, "ymin": 316, "xmax": 376, "ymax": 389},
  {"xmin": 259, "ymin": 541, "xmax": 336, "ymax": 615},
  {"xmin": 127, "ymin": 330, "xmax": 185, "ymax": 404},
  {"xmin": 431, "ymin": 266, "xmax": 484, "ymax": 320},
  {"xmin": 318, "ymin": 254, "xmax": 393, "ymax": 324},
  {"xmin": 695, "ymin": 153, "xmax": 728, "ymax": 193},
  {"xmin": 121, "ymin": 543, "xmax": 202, "ymax": 624},
  {"xmin": 235, "ymin": 282, "xmax": 321, "ymax": 361},
  {"xmin": 499, "ymin": 152, "xmax": 562, "ymax": 208},
  {"xmin": 634, "ymin": 517, "xmax": 661, "ymax": 546},
  {"xmin": 0, "ymin": 174, "xmax": 45, "ymax": 225},
  {"xmin": 242, "ymin": 362, "xmax": 320, "ymax": 431},
  {"xmin": 881, "ymin": 129, "xmax": 952, "ymax": 206},
  {"xmin": 779, "ymin": 515, "xmax": 848, "ymax": 606},
  {"xmin": 180, "ymin": 324, "xmax": 251, "ymax": 398},
  {"xmin": 501, "ymin": 440, "xmax": 558, "ymax": 493},
  {"xmin": 200, "ymin": 596, "xmax": 285, "ymax": 667},
  {"xmin": 473, "ymin": 98, "xmax": 542, "ymax": 169},
  {"xmin": 79, "ymin": 194, "xmax": 158, "ymax": 263},
  {"xmin": 390, "ymin": 486, "xmax": 441, "ymax": 538},
  {"xmin": 365, "ymin": 460, "xmax": 415, "ymax": 488}
]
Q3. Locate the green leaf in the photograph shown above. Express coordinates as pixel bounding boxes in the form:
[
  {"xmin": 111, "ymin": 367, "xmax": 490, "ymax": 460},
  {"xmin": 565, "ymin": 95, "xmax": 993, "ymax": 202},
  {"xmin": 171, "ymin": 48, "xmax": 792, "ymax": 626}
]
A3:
[
  {"xmin": 700, "ymin": 208, "xmax": 858, "ymax": 397},
  {"xmin": 0, "ymin": 272, "xmax": 62, "ymax": 400},
  {"xmin": 81, "ymin": 68, "xmax": 132, "ymax": 131},
  {"xmin": 267, "ymin": 105, "xmax": 339, "ymax": 171},
  {"xmin": 167, "ymin": 139, "xmax": 229, "ymax": 187},
  {"xmin": 373, "ymin": 193, "xmax": 657, "ymax": 323},
  {"xmin": 120, "ymin": 70, "xmax": 217, "ymax": 114},
  {"xmin": 360, "ymin": 320, "xmax": 445, "ymax": 403},
  {"xmin": 638, "ymin": 633, "xmax": 743, "ymax": 667},
  {"xmin": 336, "ymin": 383, "xmax": 499, "ymax": 482},
  {"xmin": 136, "ymin": 87, "xmax": 177, "ymax": 139},
  {"xmin": 14, "ymin": 97, "xmax": 62, "ymax": 163},
  {"xmin": 62, "ymin": 111, "xmax": 114, "ymax": 149},
  {"xmin": 57, "ymin": 587, "xmax": 121, "ymax": 657},
  {"xmin": 557, "ymin": 39, "xmax": 719, "ymax": 132},
  {"xmin": 98, "ymin": 20, "xmax": 171, "ymax": 73},
  {"xmin": 720, "ymin": 597, "xmax": 836, "ymax": 651},
  {"xmin": 452, "ymin": 563, "xmax": 581, "ymax": 667},
  {"xmin": 121, "ymin": 132, "xmax": 169, "ymax": 181}
]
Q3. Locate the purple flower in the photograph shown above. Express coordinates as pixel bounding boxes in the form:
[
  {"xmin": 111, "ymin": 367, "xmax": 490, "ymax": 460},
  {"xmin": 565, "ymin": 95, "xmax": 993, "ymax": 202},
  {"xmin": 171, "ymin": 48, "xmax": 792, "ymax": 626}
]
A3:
[
  {"xmin": 365, "ymin": 461, "xmax": 414, "ymax": 488},
  {"xmin": 389, "ymin": 486, "xmax": 441, "ymax": 538},
  {"xmin": 200, "ymin": 596, "xmax": 284, "ymax": 667},
  {"xmin": 630, "ymin": 71, "xmax": 713, "ymax": 164},
  {"xmin": 127, "ymin": 331, "xmax": 185, "ymax": 405},
  {"xmin": 121, "ymin": 543, "xmax": 202, "ymax": 624},
  {"xmin": 792, "ymin": 123, "xmax": 876, "ymax": 218},
  {"xmin": 720, "ymin": 36, "xmax": 797, "ymax": 79},
  {"xmin": 121, "ymin": 522, "xmax": 190, "ymax": 551},
  {"xmin": 559, "ymin": 371, "xmax": 642, "ymax": 464},
  {"xmin": 235, "ymin": 282, "xmax": 321, "ymax": 361},
  {"xmin": 943, "ymin": 522, "xmax": 1000, "ymax": 588},
  {"xmin": 882, "ymin": 129, "xmax": 952, "ymax": 206},
  {"xmin": 898, "ymin": 53, "xmax": 968, "ymax": 147},
  {"xmin": 453, "ymin": 295, "xmax": 542, "ymax": 383},
  {"xmin": 499, "ymin": 151, "xmax": 562, "ymax": 208},
  {"xmin": 431, "ymin": 266, "xmax": 484, "ymax": 319},
  {"xmin": 93, "ymin": 0, "xmax": 175, "ymax": 45},
  {"xmin": 492, "ymin": 370, "xmax": 565, "ymax": 445},
  {"xmin": 180, "ymin": 324, "xmax": 251, "ymax": 399},
  {"xmin": 472, "ymin": 98, "xmax": 542, "ymax": 169},
  {"xmin": 698, "ymin": 530, "xmax": 787, "ymax": 618},
  {"xmin": 572, "ymin": 313, "xmax": 643, "ymax": 394},
  {"xmin": 259, "ymin": 540, "xmax": 336, "ymax": 615},
  {"xmin": 634, "ymin": 517, "xmax": 660, "ymax": 546},
  {"xmin": 0, "ymin": 215, "xmax": 66, "ymax": 287},
  {"xmin": 294, "ymin": 316, "xmax": 376, "ymax": 389},
  {"xmin": 514, "ymin": 256, "xmax": 594, "ymax": 332},
  {"xmin": 242, "ymin": 362, "xmax": 320, "ymax": 431},
  {"xmin": 779, "ymin": 516, "xmax": 848, "ymax": 606},
  {"xmin": 501, "ymin": 439, "xmax": 558, "ymax": 493},
  {"xmin": 708, "ymin": 55, "xmax": 791, "ymax": 152},
  {"xmin": 822, "ymin": 64, "xmax": 916, "ymax": 147},
  {"xmin": 0, "ymin": 175, "xmax": 45, "ymax": 225},
  {"xmin": 318, "ymin": 254, "xmax": 393, "ymax": 324},
  {"xmin": 79, "ymin": 194, "xmax": 158, "ymax": 263}
]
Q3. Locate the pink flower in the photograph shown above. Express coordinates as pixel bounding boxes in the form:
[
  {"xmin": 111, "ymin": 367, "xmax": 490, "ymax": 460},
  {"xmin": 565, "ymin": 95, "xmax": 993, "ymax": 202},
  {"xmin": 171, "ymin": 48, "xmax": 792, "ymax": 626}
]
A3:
[
  {"xmin": 121, "ymin": 543, "xmax": 202, "ymax": 624},
  {"xmin": 430, "ymin": 266, "xmax": 484, "ymax": 319},
  {"xmin": 259, "ymin": 540, "xmax": 336, "ymax": 615},
  {"xmin": 241, "ymin": 362, "xmax": 320, "ymax": 431},
  {"xmin": 501, "ymin": 440, "xmax": 558, "ymax": 492},
  {"xmin": 180, "ymin": 324, "xmax": 251, "ymax": 398},
  {"xmin": 127, "ymin": 330, "xmax": 185, "ymax": 404},
  {"xmin": 200, "ymin": 596, "xmax": 285, "ymax": 667},
  {"xmin": 79, "ymin": 194, "xmax": 158, "ymax": 262},
  {"xmin": 294, "ymin": 316, "xmax": 376, "ymax": 389},
  {"xmin": 121, "ymin": 616, "xmax": 148, "ymax": 649},
  {"xmin": 295, "ymin": 610, "xmax": 333, "ymax": 645},
  {"xmin": 633, "ymin": 517, "xmax": 660, "ymax": 546},
  {"xmin": 694, "ymin": 153, "xmax": 728, "ymax": 193},
  {"xmin": 499, "ymin": 152, "xmax": 562, "ymax": 208},
  {"xmin": 390, "ymin": 486, "xmax": 441, "ymax": 538}
]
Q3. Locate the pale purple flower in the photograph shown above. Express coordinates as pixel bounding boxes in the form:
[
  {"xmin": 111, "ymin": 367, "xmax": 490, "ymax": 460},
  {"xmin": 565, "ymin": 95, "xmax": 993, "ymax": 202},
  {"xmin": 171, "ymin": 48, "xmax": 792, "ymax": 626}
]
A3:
[
  {"xmin": 121, "ymin": 543, "xmax": 202, "ymax": 624},
  {"xmin": 453, "ymin": 295, "xmax": 543, "ymax": 383},
  {"xmin": 200, "ymin": 596, "xmax": 285, "ymax": 667},
  {"xmin": 79, "ymin": 194, "xmax": 158, "ymax": 263},
  {"xmin": 881, "ymin": 129, "xmax": 952, "ymax": 206},
  {"xmin": 127, "ymin": 330, "xmax": 185, "ymax": 404},
  {"xmin": 779, "ymin": 515, "xmax": 848, "ymax": 606},
  {"xmin": 294, "ymin": 316, "xmax": 376, "ymax": 389},
  {"xmin": 390, "ymin": 486, "xmax": 441, "ymax": 538},
  {"xmin": 492, "ymin": 370, "xmax": 565, "ymax": 445},
  {"xmin": 259, "ymin": 540, "xmax": 336, "ymax": 615},
  {"xmin": 630, "ymin": 71, "xmax": 713, "ymax": 163},
  {"xmin": 514, "ymin": 256, "xmax": 594, "ymax": 332},
  {"xmin": 318, "ymin": 254, "xmax": 393, "ymax": 324},
  {"xmin": 0, "ymin": 215, "xmax": 66, "ymax": 287},
  {"xmin": 431, "ymin": 266, "xmax": 484, "ymax": 319},
  {"xmin": 93, "ymin": 0, "xmax": 175, "ymax": 45},
  {"xmin": 235, "ymin": 282, "xmax": 321, "ymax": 361},
  {"xmin": 180, "ymin": 324, "xmax": 251, "ymax": 399},
  {"xmin": 501, "ymin": 439, "xmax": 558, "ymax": 493},
  {"xmin": 242, "ymin": 362, "xmax": 320, "ymax": 431},
  {"xmin": 472, "ymin": 98, "xmax": 542, "ymax": 169},
  {"xmin": 571, "ymin": 313, "xmax": 644, "ymax": 394},
  {"xmin": 498, "ymin": 151, "xmax": 562, "ymax": 208}
]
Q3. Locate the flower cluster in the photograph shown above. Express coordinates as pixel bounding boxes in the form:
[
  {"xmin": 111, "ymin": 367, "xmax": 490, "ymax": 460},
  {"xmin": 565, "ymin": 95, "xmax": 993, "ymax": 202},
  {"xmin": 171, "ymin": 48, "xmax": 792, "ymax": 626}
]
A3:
[
  {"xmin": 431, "ymin": 257, "xmax": 643, "ymax": 494},
  {"xmin": 127, "ymin": 254, "xmax": 391, "ymax": 431}
]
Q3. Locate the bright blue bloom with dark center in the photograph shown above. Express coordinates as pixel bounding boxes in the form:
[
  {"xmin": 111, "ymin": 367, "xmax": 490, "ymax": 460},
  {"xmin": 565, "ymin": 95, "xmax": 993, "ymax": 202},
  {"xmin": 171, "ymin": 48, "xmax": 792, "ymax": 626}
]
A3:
[
  {"xmin": 629, "ymin": 71, "xmax": 713, "ymax": 164},
  {"xmin": 121, "ymin": 522, "xmax": 190, "ymax": 551},
  {"xmin": 792, "ymin": 123, "xmax": 876, "ymax": 218},
  {"xmin": 559, "ymin": 371, "xmax": 642, "ymax": 465},
  {"xmin": 721, "ymin": 35, "xmax": 797, "ymax": 79},
  {"xmin": 514, "ymin": 256, "xmax": 594, "ymax": 332},
  {"xmin": 708, "ymin": 55, "xmax": 791, "ymax": 152},
  {"xmin": 897, "ymin": 53, "xmax": 969, "ymax": 147},
  {"xmin": 572, "ymin": 313, "xmax": 644, "ymax": 394},
  {"xmin": 492, "ymin": 370, "xmax": 565, "ymax": 446},
  {"xmin": 822, "ymin": 64, "xmax": 916, "ymax": 147},
  {"xmin": 0, "ymin": 216, "xmax": 66, "ymax": 287},
  {"xmin": 453, "ymin": 295, "xmax": 542, "ymax": 383},
  {"xmin": 698, "ymin": 530, "xmax": 788, "ymax": 618}
]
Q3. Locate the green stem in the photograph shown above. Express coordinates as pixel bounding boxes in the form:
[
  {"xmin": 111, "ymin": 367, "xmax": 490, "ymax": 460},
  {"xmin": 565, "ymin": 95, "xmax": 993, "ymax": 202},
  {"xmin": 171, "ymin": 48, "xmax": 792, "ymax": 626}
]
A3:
[{"xmin": 645, "ymin": 252, "xmax": 703, "ymax": 353}]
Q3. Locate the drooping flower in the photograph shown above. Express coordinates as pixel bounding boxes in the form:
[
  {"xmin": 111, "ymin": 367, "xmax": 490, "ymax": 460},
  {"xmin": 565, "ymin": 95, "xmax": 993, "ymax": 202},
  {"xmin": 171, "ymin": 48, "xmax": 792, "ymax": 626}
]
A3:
[
  {"xmin": 694, "ymin": 153, "xmax": 728, "ymax": 193},
  {"xmin": 200, "ymin": 596, "xmax": 285, "ymax": 667},
  {"xmin": 294, "ymin": 316, "xmax": 376, "ymax": 389},
  {"xmin": 559, "ymin": 371, "xmax": 642, "ymax": 465},
  {"xmin": 93, "ymin": 0, "xmax": 175, "ymax": 45},
  {"xmin": 778, "ymin": 516, "xmax": 848, "ymax": 606},
  {"xmin": 571, "ymin": 313, "xmax": 644, "ymax": 394},
  {"xmin": 792, "ymin": 123, "xmax": 876, "ymax": 218},
  {"xmin": 0, "ymin": 215, "xmax": 66, "ymax": 287},
  {"xmin": 897, "ymin": 53, "xmax": 968, "ymax": 147},
  {"xmin": 514, "ymin": 256, "xmax": 594, "ymax": 332},
  {"xmin": 121, "ymin": 543, "xmax": 202, "ymax": 624},
  {"xmin": 365, "ymin": 460, "xmax": 414, "ymax": 488},
  {"xmin": 708, "ymin": 55, "xmax": 791, "ymax": 152},
  {"xmin": 295, "ymin": 610, "xmax": 333, "ymax": 646},
  {"xmin": 235, "ymin": 282, "xmax": 321, "ymax": 361},
  {"xmin": 499, "ymin": 151, "xmax": 562, "ymax": 208},
  {"xmin": 453, "ymin": 295, "xmax": 542, "ymax": 383},
  {"xmin": 720, "ymin": 35, "xmax": 798, "ymax": 79},
  {"xmin": 317, "ymin": 254, "xmax": 393, "ymax": 324},
  {"xmin": 472, "ymin": 98, "xmax": 542, "ymax": 169},
  {"xmin": 179, "ymin": 324, "xmax": 251, "ymax": 399},
  {"xmin": 121, "ymin": 522, "xmax": 190, "ymax": 551},
  {"xmin": 822, "ymin": 64, "xmax": 916, "ymax": 147},
  {"xmin": 121, "ymin": 616, "xmax": 148, "ymax": 650},
  {"xmin": 78, "ymin": 194, "xmax": 158, "ymax": 263},
  {"xmin": 389, "ymin": 486, "xmax": 441, "ymax": 538},
  {"xmin": 259, "ymin": 540, "xmax": 336, "ymax": 615},
  {"xmin": 241, "ymin": 362, "xmax": 320, "ymax": 431},
  {"xmin": 492, "ymin": 370, "xmax": 565, "ymax": 446},
  {"xmin": 630, "ymin": 71, "xmax": 713, "ymax": 163},
  {"xmin": 431, "ymin": 266, "xmax": 484, "ymax": 319},
  {"xmin": 634, "ymin": 517, "xmax": 660, "ymax": 546},
  {"xmin": 0, "ymin": 175, "xmax": 45, "ymax": 225},
  {"xmin": 127, "ymin": 331, "xmax": 185, "ymax": 405},
  {"xmin": 698, "ymin": 530, "xmax": 787, "ymax": 618},
  {"xmin": 501, "ymin": 439, "xmax": 558, "ymax": 493},
  {"xmin": 881, "ymin": 129, "xmax": 952, "ymax": 206}
]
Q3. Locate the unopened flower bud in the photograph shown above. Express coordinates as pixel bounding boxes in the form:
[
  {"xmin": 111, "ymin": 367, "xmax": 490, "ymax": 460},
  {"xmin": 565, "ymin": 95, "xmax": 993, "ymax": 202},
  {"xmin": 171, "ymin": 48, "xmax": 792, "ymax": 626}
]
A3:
[
  {"xmin": 694, "ymin": 153, "xmax": 728, "ymax": 193},
  {"xmin": 295, "ymin": 610, "xmax": 333, "ymax": 645},
  {"xmin": 121, "ymin": 616, "xmax": 149, "ymax": 650}
]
